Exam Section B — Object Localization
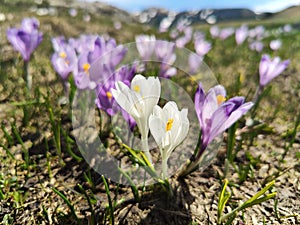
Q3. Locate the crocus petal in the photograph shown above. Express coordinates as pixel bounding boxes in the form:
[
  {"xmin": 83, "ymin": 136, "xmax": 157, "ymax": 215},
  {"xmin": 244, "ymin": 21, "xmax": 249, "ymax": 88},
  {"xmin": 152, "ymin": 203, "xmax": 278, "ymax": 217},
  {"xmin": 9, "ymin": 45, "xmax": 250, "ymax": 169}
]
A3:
[
  {"xmin": 223, "ymin": 102, "xmax": 254, "ymax": 130},
  {"xmin": 259, "ymin": 54, "xmax": 290, "ymax": 86}
]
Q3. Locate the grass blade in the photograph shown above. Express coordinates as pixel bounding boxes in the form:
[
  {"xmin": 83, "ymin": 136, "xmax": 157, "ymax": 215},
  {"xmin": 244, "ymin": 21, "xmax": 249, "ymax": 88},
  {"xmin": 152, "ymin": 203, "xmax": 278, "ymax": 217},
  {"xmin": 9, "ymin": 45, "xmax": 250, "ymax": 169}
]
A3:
[{"xmin": 52, "ymin": 187, "xmax": 82, "ymax": 225}]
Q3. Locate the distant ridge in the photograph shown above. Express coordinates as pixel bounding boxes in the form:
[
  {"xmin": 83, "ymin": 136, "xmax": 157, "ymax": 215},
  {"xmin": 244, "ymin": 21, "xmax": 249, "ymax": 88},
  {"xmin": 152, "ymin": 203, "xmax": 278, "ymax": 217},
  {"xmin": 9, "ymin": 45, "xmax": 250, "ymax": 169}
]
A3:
[{"xmin": 134, "ymin": 8, "xmax": 274, "ymax": 28}]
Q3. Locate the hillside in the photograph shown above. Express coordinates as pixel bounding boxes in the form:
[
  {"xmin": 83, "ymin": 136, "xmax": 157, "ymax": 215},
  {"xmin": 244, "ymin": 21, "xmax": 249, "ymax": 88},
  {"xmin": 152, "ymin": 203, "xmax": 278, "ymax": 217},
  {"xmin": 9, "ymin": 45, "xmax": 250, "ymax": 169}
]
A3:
[{"xmin": 267, "ymin": 5, "xmax": 300, "ymax": 22}]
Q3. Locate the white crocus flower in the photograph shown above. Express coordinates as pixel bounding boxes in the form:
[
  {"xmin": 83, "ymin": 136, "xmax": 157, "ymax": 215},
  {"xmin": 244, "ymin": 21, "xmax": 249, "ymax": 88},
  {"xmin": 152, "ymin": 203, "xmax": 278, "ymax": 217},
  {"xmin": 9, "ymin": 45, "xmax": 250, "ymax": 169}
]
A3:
[
  {"xmin": 149, "ymin": 101, "xmax": 189, "ymax": 179},
  {"xmin": 111, "ymin": 74, "xmax": 161, "ymax": 164}
]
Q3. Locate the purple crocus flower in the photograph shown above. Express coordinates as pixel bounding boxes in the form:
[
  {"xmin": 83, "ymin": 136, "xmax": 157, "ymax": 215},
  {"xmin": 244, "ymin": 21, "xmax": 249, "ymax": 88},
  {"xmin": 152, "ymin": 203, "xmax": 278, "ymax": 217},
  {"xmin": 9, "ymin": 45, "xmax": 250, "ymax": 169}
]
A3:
[
  {"xmin": 6, "ymin": 17, "xmax": 43, "ymax": 62},
  {"xmin": 95, "ymin": 65, "xmax": 136, "ymax": 115},
  {"xmin": 135, "ymin": 35, "xmax": 156, "ymax": 61},
  {"xmin": 69, "ymin": 34, "xmax": 97, "ymax": 54},
  {"xmin": 154, "ymin": 40, "xmax": 177, "ymax": 78},
  {"xmin": 95, "ymin": 65, "xmax": 137, "ymax": 130},
  {"xmin": 51, "ymin": 43, "xmax": 77, "ymax": 81},
  {"xmin": 188, "ymin": 53, "xmax": 203, "ymax": 74},
  {"xmin": 194, "ymin": 38, "xmax": 211, "ymax": 57},
  {"xmin": 74, "ymin": 52, "xmax": 97, "ymax": 89},
  {"xmin": 154, "ymin": 40, "xmax": 176, "ymax": 63},
  {"xmin": 51, "ymin": 36, "xmax": 68, "ymax": 52},
  {"xmin": 74, "ymin": 35, "xmax": 127, "ymax": 89},
  {"xmin": 235, "ymin": 24, "xmax": 248, "ymax": 45},
  {"xmin": 21, "ymin": 18, "xmax": 40, "ymax": 32},
  {"xmin": 249, "ymin": 41, "xmax": 264, "ymax": 52},
  {"xmin": 248, "ymin": 25, "xmax": 265, "ymax": 40},
  {"xmin": 193, "ymin": 31, "xmax": 205, "ymax": 41},
  {"xmin": 176, "ymin": 26, "xmax": 193, "ymax": 48},
  {"xmin": 219, "ymin": 27, "xmax": 235, "ymax": 40},
  {"xmin": 175, "ymin": 36, "xmax": 189, "ymax": 48},
  {"xmin": 269, "ymin": 39, "xmax": 282, "ymax": 51},
  {"xmin": 210, "ymin": 26, "xmax": 220, "ymax": 38},
  {"xmin": 195, "ymin": 83, "xmax": 253, "ymax": 151},
  {"xmin": 259, "ymin": 54, "xmax": 290, "ymax": 87},
  {"xmin": 283, "ymin": 24, "xmax": 292, "ymax": 33}
]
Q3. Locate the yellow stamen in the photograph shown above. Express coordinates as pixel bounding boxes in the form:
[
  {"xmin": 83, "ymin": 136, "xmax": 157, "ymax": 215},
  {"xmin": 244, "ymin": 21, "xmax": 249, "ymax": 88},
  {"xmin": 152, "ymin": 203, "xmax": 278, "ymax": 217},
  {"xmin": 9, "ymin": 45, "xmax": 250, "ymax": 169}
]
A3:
[
  {"xmin": 217, "ymin": 95, "xmax": 226, "ymax": 105},
  {"xmin": 83, "ymin": 63, "xmax": 90, "ymax": 73},
  {"xmin": 60, "ymin": 52, "xmax": 67, "ymax": 59},
  {"xmin": 166, "ymin": 118, "xmax": 174, "ymax": 131},
  {"xmin": 106, "ymin": 91, "xmax": 113, "ymax": 99},
  {"xmin": 239, "ymin": 73, "xmax": 245, "ymax": 83},
  {"xmin": 133, "ymin": 85, "xmax": 140, "ymax": 93}
]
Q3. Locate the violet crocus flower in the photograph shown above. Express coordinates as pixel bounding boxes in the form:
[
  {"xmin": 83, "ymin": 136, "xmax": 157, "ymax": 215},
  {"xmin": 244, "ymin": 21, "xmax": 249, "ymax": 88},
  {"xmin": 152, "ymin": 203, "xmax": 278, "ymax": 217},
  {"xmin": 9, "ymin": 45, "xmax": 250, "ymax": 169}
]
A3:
[
  {"xmin": 95, "ymin": 65, "xmax": 136, "ymax": 116},
  {"xmin": 155, "ymin": 40, "xmax": 177, "ymax": 78},
  {"xmin": 210, "ymin": 26, "xmax": 220, "ymax": 38},
  {"xmin": 135, "ymin": 35, "xmax": 156, "ymax": 61},
  {"xmin": 249, "ymin": 41, "xmax": 264, "ymax": 52},
  {"xmin": 195, "ymin": 84, "xmax": 253, "ymax": 151},
  {"xmin": 154, "ymin": 40, "xmax": 176, "ymax": 63},
  {"xmin": 74, "ymin": 52, "xmax": 97, "ymax": 89},
  {"xmin": 283, "ymin": 24, "xmax": 292, "ymax": 33},
  {"xmin": 269, "ymin": 39, "xmax": 282, "ymax": 51},
  {"xmin": 194, "ymin": 38, "xmax": 211, "ymax": 57},
  {"xmin": 248, "ymin": 25, "xmax": 265, "ymax": 40},
  {"xmin": 188, "ymin": 53, "xmax": 203, "ymax": 74},
  {"xmin": 235, "ymin": 24, "xmax": 248, "ymax": 45},
  {"xmin": 176, "ymin": 84, "xmax": 253, "ymax": 177},
  {"xmin": 259, "ymin": 54, "xmax": 290, "ymax": 87},
  {"xmin": 219, "ymin": 27, "xmax": 235, "ymax": 40},
  {"xmin": 51, "ymin": 36, "xmax": 68, "ymax": 52},
  {"xmin": 51, "ymin": 39, "xmax": 77, "ymax": 81},
  {"xmin": 96, "ymin": 65, "xmax": 137, "ymax": 131},
  {"xmin": 193, "ymin": 31, "xmax": 205, "ymax": 41},
  {"xmin": 69, "ymin": 34, "xmax": 97, "ymax": 54},
  {"xmin": 176, "ymin": 26, "xmax": 193, "ymax": 48},
  {"xmin": 6, "ymin": 17, "xmax": 43, "ymax": 62},
  {"xmin": 74, "ymin": 36, "xmax": 127, "ymax": 89}
]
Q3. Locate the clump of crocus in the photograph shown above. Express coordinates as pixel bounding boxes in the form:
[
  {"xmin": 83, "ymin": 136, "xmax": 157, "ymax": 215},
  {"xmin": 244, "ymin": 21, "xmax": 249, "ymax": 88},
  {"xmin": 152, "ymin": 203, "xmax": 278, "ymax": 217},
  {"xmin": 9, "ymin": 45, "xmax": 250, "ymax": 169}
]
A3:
[
  {"xmin": 177, "ymin": 83, "xmax": 253, "ymax": 177},
  {"xmin": 7, "ymin": 17, "xmax": 43, "ymax": 90}
]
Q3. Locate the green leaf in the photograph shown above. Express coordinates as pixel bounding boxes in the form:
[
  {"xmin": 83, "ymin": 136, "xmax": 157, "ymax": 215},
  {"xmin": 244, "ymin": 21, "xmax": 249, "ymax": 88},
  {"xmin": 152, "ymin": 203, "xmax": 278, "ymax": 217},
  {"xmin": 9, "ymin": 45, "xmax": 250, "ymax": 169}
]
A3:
[{"xmin": 52, "ymin": 187, "xmax": 82, "ymax": 225}]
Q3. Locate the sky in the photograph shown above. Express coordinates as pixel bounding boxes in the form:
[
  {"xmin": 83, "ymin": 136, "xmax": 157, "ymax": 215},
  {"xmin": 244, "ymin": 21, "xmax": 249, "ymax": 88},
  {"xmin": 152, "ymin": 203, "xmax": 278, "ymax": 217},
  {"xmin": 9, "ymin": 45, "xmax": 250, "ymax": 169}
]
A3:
[{"xmin": 85, "ymin": 0, "xmax": 300, "ymax": 13}]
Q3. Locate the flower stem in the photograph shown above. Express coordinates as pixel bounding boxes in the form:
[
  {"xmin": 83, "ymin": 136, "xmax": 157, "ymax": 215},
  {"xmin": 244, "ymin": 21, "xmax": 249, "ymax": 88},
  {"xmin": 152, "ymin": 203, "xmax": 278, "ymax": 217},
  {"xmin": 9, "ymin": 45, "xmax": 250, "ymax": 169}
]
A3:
[
  {"xmin": 161, "ymin": 156, "xmax": 168, "ymax": 180},
  {"xmin": 252, "ymin": 85, "xmax": 263, "ymax": 104},
  {"xmin": 23, "ymin": 61, "xmax": 32, "ymax": 92},
  {"xmin": 141, "ymin": 136, "xmax": 152, "ymax": 165}
]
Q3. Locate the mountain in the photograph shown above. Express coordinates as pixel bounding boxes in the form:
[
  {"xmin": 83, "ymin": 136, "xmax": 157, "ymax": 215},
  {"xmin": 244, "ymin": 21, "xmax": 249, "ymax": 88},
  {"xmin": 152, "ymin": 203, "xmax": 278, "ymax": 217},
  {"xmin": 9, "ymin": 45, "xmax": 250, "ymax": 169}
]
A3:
[
  {"xmin": 135, "ymin": 8, "xmax": 274, "ymax": 29},
  {"xmin": 267, "ymin": 5, "xmax": 300, "ymax": 21},
  {"xmin": 47, "ymin": 0, "xmax": 136, "ymax": 23}
]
